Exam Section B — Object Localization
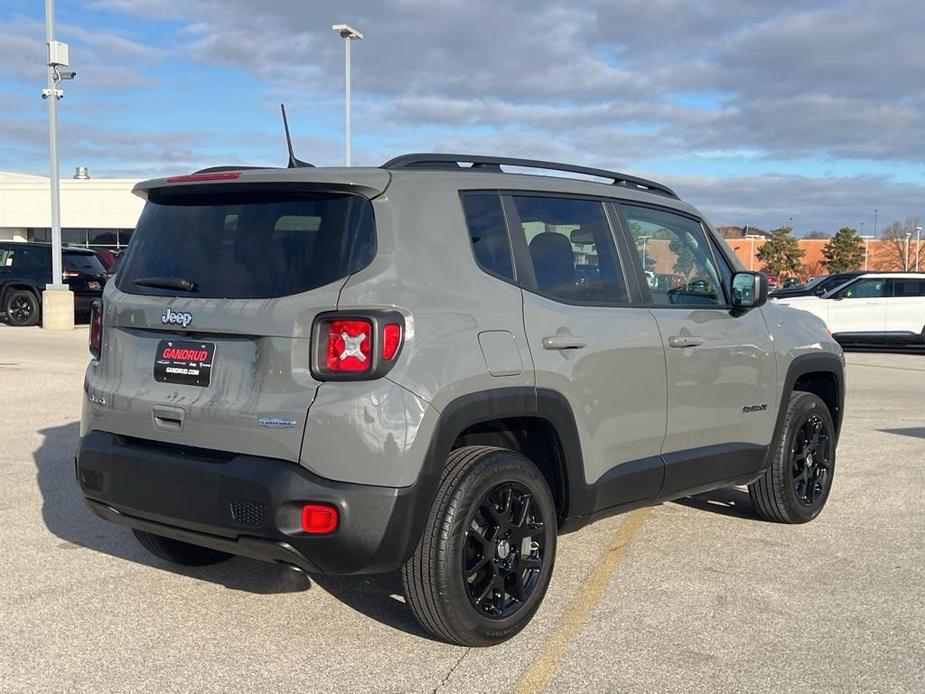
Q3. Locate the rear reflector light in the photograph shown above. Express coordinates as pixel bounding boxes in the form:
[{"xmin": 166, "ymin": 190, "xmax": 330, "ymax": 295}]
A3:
[
  {"xmin": 89, "ymin": 300, "xmax": 103, "ymax": 359},
  {"xmin": 301, "ymin": 504, "xmax": 339, "ymax": 534},
  {"xmin": 165, "ymin": 171, "xmax": 241, "ymax": 183},
  {"xmin": 382, "ymin": 323, "xmax": 402, "ymax": 360},
  {"xmin": 324, "ymin": 319, "xmax": 373, "ymax": 373}
]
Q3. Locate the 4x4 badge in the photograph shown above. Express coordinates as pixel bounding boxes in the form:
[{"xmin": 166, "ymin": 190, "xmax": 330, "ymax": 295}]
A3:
[{"xmin": 161, "ymin": 307, "xmax": 193, "ymax": 328}]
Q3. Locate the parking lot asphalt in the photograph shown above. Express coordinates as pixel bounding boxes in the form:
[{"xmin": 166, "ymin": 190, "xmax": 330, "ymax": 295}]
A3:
[{"xmin": 1, "ymin": 325, "xmax": 923, "ymax": 693}]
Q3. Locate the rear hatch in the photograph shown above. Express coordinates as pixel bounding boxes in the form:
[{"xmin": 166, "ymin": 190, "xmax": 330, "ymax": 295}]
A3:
[
  {"xmin": 89, "ymin": 171, "xmax": 386, "ymax": 462},
  {"xmin": 64, "ymin": 249, "xmax": 107, "ymax": 296}
]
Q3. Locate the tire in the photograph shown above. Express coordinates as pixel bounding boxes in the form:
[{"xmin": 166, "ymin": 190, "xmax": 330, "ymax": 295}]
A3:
[
  {"xmin": 132, "ymin": 529, "xmax": 233, "ymax": 566},
  {"xmin": 749, "ymin": 392, "xmax": 836, "ymax": 523},
  {"xmin": 4, "ymin": 289, "xmax": 40, "ymax": 327},
  {"xmin": 401, "ymin": 446, "xmax": 557, "ymax": 646}
]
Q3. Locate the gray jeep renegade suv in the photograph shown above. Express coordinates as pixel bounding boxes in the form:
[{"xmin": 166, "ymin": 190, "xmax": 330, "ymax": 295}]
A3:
[{"xmin": 76, "ymin": 154, "xmax": 844, "ymax": 646}]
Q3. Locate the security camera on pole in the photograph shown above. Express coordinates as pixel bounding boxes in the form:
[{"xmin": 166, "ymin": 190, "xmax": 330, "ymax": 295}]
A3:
[{"xmin": 41, "ymin": 0, "xmax": 77, "ymax": 329}]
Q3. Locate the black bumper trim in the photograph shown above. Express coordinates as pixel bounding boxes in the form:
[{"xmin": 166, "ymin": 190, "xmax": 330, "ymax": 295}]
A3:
[
  {"xmin": 85, "ymin": 499, "xmax": 321, "ymax": 572},
  {"xmin": 76, "ymin": 430, "xmax": 433, "ymax": 575}
]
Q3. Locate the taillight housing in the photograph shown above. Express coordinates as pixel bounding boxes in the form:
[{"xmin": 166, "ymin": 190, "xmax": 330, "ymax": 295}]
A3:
[
  {"xmin": 311, "ymin": 310, "xmax": 405, "ymax": 381},
  {"xmin": 89, "ymin": 300, "xmax": 103, "ymax": 360}
]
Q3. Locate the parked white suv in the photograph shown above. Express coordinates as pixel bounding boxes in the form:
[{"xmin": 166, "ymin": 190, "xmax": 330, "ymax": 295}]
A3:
[{"xmin": 776, "ymin": 272, "xmax": 925, "ymax": 347}]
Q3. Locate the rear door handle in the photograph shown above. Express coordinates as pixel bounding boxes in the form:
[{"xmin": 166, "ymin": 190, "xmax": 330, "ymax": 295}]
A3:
[
  {"xmin": 542, "ymin": 335, "xmax": 588, "ymax": 351},
  {"xmin": 668, "ymin": 335, "xmax": 704, "ymax": 349}
]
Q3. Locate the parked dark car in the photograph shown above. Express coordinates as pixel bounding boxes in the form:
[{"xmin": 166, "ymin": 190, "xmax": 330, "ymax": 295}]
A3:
[
  {"xmin": 0, "ymin": 242, "xmax": 107, "ymax": 326},
  {"xmin": 770, "ymin": 271, "xmax": 864, "ymax": 299}
]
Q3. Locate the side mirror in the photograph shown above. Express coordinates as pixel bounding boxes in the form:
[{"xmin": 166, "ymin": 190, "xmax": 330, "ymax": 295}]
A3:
[{"xmin": 731, "ymin": 271, "xmax": 768, "ymax": 312}]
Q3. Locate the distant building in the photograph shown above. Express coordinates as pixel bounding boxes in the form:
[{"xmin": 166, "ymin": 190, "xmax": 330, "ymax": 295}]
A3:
[{"xmin": 0, "ymin": 169, "xmax": 142, "ymax": 252}]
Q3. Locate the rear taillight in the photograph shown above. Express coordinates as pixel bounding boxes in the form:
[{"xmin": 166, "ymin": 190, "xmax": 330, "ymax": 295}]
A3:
[
  {"xmin": 325, "ymin": 319, "xmax": 373, "ymax": 373},
  {"xmin": 89, "ymin": 301, "xmax": 103, "ymax": 360},
  {"xmin": 311, "ymin": 311, "xmax": 405, "ymax": 381},
  {"xmin": 382, "ymin": 323, "xmax": 402, "ymax": 360}
]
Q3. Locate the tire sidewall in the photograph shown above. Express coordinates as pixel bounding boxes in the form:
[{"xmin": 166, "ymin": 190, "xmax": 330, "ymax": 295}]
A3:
[
  {"xmin": 780, "ymin": 393, "xmax": 836, "ymax": 522},
  {"xmin": 439, "ymin": 451, "xmax": 557, "ymax": 644}
]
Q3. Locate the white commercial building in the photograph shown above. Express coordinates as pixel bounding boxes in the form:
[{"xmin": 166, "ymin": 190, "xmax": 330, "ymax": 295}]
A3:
[{"xmin": 0, "ymin": 169, "xmax": 143, "ymax": 251}]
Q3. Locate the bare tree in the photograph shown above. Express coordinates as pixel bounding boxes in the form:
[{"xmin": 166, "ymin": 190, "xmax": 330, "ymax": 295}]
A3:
[{"xmin": 878, "ymin": 218, "xmax": 921, "ymax": 271}]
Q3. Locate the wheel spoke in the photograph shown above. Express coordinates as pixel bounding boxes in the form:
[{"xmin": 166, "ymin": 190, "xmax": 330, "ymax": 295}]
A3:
[
  {"xmin": 512, "ymin": 568, "xmax": 528, "ymax": 602},
  {"xmin": 465, "ymin": 554, "xmax": 490, "ymax": 580},
  {"xmin": 514, "ymin": 493, "xmax": 532, "ymax": 528},
  {"xmin": 475, "ymin": 572, "xmax": 496, "ymax": 606}
]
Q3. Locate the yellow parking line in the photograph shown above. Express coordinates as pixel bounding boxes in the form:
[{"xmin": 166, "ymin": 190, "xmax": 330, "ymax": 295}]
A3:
[{"xmin": 515, "ymin": 507, "xmax": 651, "ymax": 694}]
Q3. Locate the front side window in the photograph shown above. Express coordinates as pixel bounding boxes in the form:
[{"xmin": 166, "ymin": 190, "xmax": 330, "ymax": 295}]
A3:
[
  {"xmin": 621, "ymin": 205, "xmax": 723, "ymax": 306},
  {"xmin": 837, "ymin": 278, "xmax": 886, "ymax": 299},
  {"xmin": 511, "ymin": 195, "xmax": 627, "ymax": 304},
  {"xmin": 461, "ymin": 192, "xmax": 514, "ymax": 281}
]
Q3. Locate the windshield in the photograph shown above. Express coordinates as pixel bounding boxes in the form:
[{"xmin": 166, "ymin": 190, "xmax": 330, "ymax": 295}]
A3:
[
  {"xmin": 117, "ymin": 191, "xmax": 376, "ymax": 299},
  {"xmin": 801, "ymin": 276, "xmax": 826, "ymax": 290}
]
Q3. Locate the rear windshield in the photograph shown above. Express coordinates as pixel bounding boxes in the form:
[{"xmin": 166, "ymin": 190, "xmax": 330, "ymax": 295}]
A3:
[
  {"xmin": 117, "ymin": 191, "xmax": 376, "ymax": 299},
  {"xmin": 64, "ymin": 252, "xmax": 106, "ymax": 275}
]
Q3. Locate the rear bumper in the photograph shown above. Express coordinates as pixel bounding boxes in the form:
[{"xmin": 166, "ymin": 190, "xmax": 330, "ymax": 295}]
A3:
[
  {"xmin": 76, "ymin": 430, "xmax": 431, "ymax": 574},
  {"xmin": 73, "ymin": 292, "xmax": 102, "ymax": 314}
]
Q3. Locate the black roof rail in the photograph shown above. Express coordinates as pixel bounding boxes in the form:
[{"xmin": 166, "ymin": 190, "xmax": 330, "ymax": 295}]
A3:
[
  {"xmin": 381, "ymin": 153, "xmax": 678, "ymax": 199},
  {"xmin": 193, "ymin": 165, "xmax": 274, "ymax": 174}
]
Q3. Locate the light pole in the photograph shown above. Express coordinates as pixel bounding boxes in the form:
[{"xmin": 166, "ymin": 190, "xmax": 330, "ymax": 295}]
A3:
[
  {"xmin": 916, "ymin": 225, "xmax": 922, "ymax": 271},
  {"xmin": 42, "ymin": 0, "xmax": 76, "ymax": 329},
  {"xmin": 905, "ymin": 232, "xmax": 912, "ymax": 272},
  {"xmin": 332, "ymin": 24, "xmax": 363, "ymax": 166}
]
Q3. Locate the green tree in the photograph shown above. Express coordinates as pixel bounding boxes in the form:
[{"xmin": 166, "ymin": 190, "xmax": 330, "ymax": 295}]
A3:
[
  {"xmin": 803, "ymin": 230, "xmax": 829, "ymax": 239},
  {"xmin": 821, "ymin": 227, "xmax": 865, "ymax": 272},
  {"xmin": 756, "ymin": 226, "xmax": 804, "ymax": 276}
]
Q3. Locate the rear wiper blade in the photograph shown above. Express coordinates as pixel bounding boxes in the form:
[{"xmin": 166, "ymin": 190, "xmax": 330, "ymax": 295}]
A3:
[{"xmin": 133, "ymin": 276, "xmax": 197, "ymax": 291}]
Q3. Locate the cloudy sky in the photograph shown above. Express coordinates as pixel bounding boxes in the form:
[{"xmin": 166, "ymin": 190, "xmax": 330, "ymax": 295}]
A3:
[{"xmin": 1, "ymin": 0, "xmax": 923, "ymax": 233}]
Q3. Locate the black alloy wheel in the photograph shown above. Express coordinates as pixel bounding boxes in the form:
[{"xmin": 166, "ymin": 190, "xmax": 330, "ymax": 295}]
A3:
[
  {"xmin": 402, "ymin": 446, "xmax": 557, "ymax": 646},
  {"xmin": 5, "ymin": 290, "xmax": 40, "ymax": 326},
  {"xmin": 749, "ymin": 391, "xmax": 837, "ymax": 523},
  {"xmin": 790, "ymin": 414, "xmax": 831, "ymax": 506},
  {"xmin": 463, "ymin": 482, "xmax": 546, "ymax": 619}
]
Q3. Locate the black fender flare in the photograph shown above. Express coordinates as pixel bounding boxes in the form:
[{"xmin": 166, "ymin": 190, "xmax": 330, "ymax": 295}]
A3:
[
  {"xmin": 400, "ymin": 387, "xmax": 585, "ymax": 562},
  {"xmin": 767, "ymin": 352, "xmax": 845, "ymax": 463}
]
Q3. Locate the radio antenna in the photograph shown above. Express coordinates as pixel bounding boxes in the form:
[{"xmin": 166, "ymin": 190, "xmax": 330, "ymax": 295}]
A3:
[{"xmin": 280, "ymin": 104, "xmax": 314, "ymax": 168}]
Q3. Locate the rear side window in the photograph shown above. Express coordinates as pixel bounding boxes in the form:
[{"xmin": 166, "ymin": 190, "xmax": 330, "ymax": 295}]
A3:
[
  {"xmin": 118, "ymin": 192, "xmax": 375, "ymax": 299},
  {"xmin": 511, "ymin": 196, "xmax": 628, "ymax": 304},
  {"xmin": 0, "ymin": 246, "xmax": 49, "ymax": 271},
  {"xmin": 890, "ymin": 278, "xmax": 925, "ymax": 297},
  {"xmin": 461, "ymin": 193, "xmax": 515, "ymax": 281},
  {"xmin": 64, "ymin": 252, "xmax": 106, "ymax": 275}
]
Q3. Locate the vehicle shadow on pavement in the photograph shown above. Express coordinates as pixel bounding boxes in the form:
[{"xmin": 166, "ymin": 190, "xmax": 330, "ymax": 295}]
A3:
[
  {"xmin": 673, "ymin": 487, "xmax": 760, "ymax": 520},
  {"xmin": 33, "ymin": 421, "xmax": 430, "ymax": 637},
  {"xmin": 880, "ymin": 427, "xmax": 925, "ymax": 439}
]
